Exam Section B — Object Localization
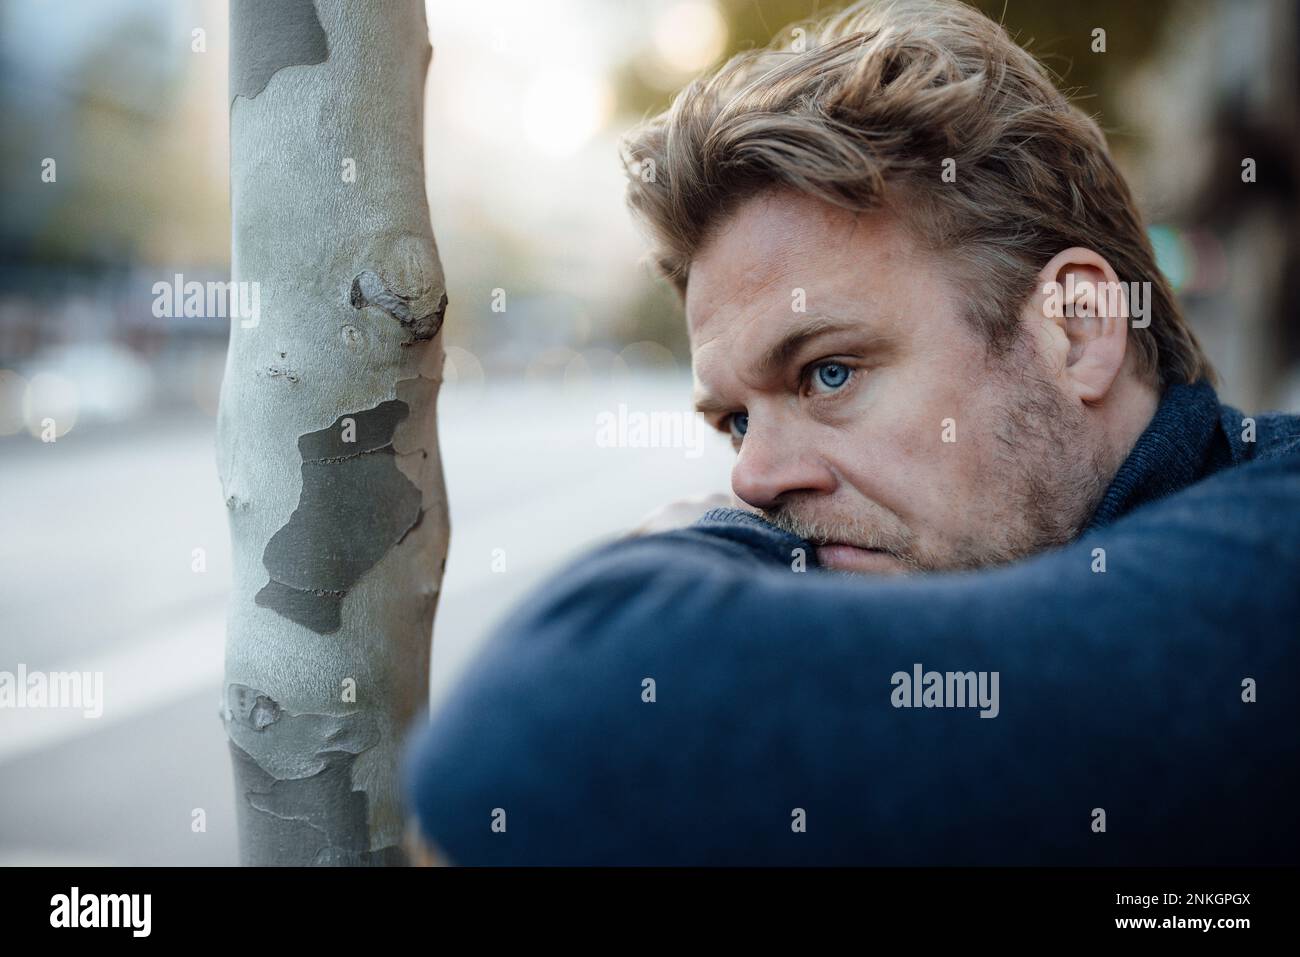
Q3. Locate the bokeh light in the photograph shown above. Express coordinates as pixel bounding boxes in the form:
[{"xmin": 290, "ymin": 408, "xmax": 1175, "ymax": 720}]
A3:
[
  {"xmin": 21, "ymin": 371, "xmax": 79, "ymax": 439},
  {"xmin": 443, "ymin": 345, "xmax": 486, "ymax": 395},
  {"xmin": 615, "ymin": 340, "xmax": 678, "ymax": 377},
  {"xmin": 523, "ymin": 69, "xmax": 615, "ymax": 157},
  {"xmin": 652, "ymin": 1, "xmax": 728, "ymax": 75}
]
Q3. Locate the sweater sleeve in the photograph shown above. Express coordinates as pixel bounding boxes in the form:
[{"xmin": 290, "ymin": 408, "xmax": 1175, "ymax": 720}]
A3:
[{"xmin": 403, "ymin": 452, "xmax": 1300, "ymax": 865}]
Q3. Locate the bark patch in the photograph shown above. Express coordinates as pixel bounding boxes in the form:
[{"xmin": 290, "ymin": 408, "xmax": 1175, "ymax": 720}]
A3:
[
  {"xmin": 225, "ymin": 684, "xmax": 397, "ymax": 865},
  {"xmin": 256, "ymin": 400, "xmax": 422, "ymax": 633},
  {"xmin": 230, "ymin": 0, "xmax": 328, "ymax": 103}
]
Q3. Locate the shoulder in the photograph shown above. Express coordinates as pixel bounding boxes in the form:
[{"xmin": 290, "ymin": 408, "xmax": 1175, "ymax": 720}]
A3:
[{"xmin": 1219, "ymin": 402, "xmax": 1300, "ymax": 464}]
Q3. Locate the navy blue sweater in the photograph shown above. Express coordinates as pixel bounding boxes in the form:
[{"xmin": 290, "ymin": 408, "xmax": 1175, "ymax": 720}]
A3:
[{"xmin": 404, "ymin": 382, "xmax": 1300, "ymax": 865}]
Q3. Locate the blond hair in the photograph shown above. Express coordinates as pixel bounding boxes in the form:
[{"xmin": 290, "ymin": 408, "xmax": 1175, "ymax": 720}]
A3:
[{"xmin": 620, "ymin": 0, "xmax": 1214, "ymax": 388}]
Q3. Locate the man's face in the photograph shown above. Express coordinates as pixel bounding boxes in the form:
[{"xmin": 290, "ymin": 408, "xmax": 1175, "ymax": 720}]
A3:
[{"xmin": 686, "ymin": 188, "xmax": 1110, "ymax": 573}]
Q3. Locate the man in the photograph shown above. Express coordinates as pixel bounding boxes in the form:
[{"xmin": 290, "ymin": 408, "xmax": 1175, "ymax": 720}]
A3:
[{"xmin": 404, "ymin": 0, "xmax": 1299, "ymax": 864}]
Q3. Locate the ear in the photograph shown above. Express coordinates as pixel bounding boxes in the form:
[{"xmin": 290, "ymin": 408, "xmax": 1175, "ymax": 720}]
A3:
[{"xmin": 1022, "ymin": 247, "xmax": 1130, "ymax": 404}]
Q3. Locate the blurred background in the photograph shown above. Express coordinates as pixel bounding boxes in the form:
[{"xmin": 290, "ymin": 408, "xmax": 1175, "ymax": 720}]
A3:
[{"xmin": 1, "ymin": 0, "xmax": 1296, "ymax": 864}]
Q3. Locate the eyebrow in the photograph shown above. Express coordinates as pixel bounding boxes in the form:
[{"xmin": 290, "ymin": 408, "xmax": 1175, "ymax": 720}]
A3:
[
  {"xmin": 755, "ymin": 315, "xmax": 864, "ymax": 379},
  {"xmin": 693, "ymin": 393, "xmax": 733, "ymax": 418},
  {"xmin": 693, "ymin": 314, "xmax": 880, "ymax": 418}
]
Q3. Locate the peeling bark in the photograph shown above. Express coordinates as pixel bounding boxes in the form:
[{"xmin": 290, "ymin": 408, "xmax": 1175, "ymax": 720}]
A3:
[{"xmin": 217, "ymin": 0, "xmax": 449, "ymax": 866}]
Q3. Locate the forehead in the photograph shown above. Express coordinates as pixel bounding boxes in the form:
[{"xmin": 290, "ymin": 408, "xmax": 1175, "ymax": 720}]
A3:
[{"xmin": 685, "ymin": 189, "xmax": 940, "ymax": 367}]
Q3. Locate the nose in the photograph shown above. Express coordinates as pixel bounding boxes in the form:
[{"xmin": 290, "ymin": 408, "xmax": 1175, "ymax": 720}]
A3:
[{"xmin": 730, "ymin": 414, "xmax": 837, "ymax": 511}]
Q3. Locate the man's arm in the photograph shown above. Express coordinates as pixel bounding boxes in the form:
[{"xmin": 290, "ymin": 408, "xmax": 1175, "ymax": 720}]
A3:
[{"xmin": 404, "ymin": 452, "xmax": 1300, "ymax": 865}]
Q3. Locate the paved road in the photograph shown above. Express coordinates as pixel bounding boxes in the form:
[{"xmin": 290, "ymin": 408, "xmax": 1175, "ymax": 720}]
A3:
[{"xmin": 0, "ymin": 373, "xmax": 733, "ymax": 864}]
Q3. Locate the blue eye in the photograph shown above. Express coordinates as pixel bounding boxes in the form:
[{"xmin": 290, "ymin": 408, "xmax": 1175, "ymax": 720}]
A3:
[
  {"xmin": 728, "ymin": 413, "xmax": 749, "ymax": 439},
  {"xmin": 812, "ymin": 362, "xmax": 851, "ymax": 392}
]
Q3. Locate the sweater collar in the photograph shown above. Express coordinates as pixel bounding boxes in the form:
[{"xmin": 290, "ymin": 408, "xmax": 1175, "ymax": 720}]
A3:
[{"xmin": 1085, "ymin": 380, "xmax": 1231, "ymax": 531}]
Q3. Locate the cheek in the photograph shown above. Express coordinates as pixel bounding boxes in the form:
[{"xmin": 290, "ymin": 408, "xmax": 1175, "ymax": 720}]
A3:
[
  {"xmin": 842, "ymin": 371, "xmax": 990, "ymax": 527},
  {"xmin": 831, "ymin": 386, "xmax": 944, "ymax": 517}
]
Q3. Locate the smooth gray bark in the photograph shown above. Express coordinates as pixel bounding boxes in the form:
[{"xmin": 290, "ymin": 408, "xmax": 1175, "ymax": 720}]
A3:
[{"xmin": 217, "ymin": 0, "xmax": 449, "ymax": 866}]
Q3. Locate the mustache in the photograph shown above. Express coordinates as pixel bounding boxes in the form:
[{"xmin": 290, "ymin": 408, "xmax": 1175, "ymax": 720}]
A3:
[{"xmin": 760, "ymin": 500, "xmax": 916, "ymax": 559}]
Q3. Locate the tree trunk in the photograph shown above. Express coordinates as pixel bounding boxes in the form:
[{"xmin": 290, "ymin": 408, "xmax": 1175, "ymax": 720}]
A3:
[{"xmin": 216, "ymin": 0, "xmax": 449, "ymax": 866}]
